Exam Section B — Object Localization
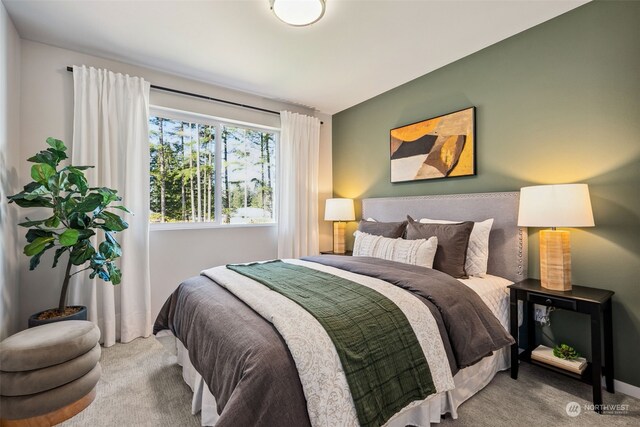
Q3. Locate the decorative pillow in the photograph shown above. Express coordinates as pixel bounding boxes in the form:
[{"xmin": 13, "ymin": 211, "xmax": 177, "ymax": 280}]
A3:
[
  {"xmin": 357, "ymin": 219, "xmax": 407, "ymax": 238},
  {"xmin": 405, "ymin": 216, "xmax": 474, "ymax": 278},
  {"xmin": 353, "ymin": 230, "xmax": 438, "ymax": 269},
  {"xmin": 419, "ymin": 218, "xmax": 494, "ymax": 277}
]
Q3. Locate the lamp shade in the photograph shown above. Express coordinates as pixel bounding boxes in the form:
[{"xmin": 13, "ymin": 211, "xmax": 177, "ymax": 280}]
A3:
[
  {"xmin": 324, "ymin": 198, "xmax": 355, "ymax": 221},
  {"xmin": 518, "ymin": 184, "xmax": 595, "ymax": 228},
  {"xmin": 270, "ymin": 0, "xmax": 326, "ymax": 27}
]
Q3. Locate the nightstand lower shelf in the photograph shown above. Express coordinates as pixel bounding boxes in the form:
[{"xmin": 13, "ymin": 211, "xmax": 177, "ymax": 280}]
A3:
[{"xmin": 519, "ymin": 350, "xmax": 594, "ymax": 383}]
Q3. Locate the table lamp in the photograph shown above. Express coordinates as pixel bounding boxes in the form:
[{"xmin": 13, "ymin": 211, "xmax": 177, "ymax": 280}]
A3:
[
  {"xmin": 324, "ymin": 198, "xmax": 355, "ymax": 254},
  {"xmin": 518, "ymin": 184, "xmax": 594, "ymax": 291}
]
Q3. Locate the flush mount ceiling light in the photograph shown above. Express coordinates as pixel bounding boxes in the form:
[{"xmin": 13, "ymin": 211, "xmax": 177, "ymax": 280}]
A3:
[{"xmin": 270, "ymin": 0, "xmax": 326, "ymax": 27}]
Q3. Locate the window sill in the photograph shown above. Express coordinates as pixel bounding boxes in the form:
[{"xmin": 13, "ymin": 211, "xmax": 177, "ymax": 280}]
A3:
[{"xmin": 149, "ymin": 222, "xmax": 277, "ymax": 232}]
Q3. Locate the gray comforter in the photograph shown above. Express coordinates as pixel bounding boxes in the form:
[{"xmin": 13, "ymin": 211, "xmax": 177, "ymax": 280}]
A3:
[
  {"xmin": 305, "ymin": 256, "xmax": 515, "ymax": 368},
  {"xmin": 154, "ymin": 256, "xmax": 514, "ymax": 427}
]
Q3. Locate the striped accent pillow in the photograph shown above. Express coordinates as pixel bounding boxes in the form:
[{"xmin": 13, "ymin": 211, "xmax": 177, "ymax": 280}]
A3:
[{"xmin": 353, "ymin": 230, "xmax": 438, "ymax": 269}]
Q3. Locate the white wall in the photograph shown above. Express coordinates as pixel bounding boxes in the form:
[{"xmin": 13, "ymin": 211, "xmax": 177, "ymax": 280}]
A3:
[
  {"xmin": 0, "ymin": 2, "xmax": 21, "ymax": 339},
  {"xmin": 317, "ymin": 112, "xmax": 333, "ymax": 252},
  {"xmin": 17, "ymin": 39, "xmax": 333, "ymax": 324},
  {"xmin": 149, "ymin": 225, "xmax": 278, "ymax": 315}
]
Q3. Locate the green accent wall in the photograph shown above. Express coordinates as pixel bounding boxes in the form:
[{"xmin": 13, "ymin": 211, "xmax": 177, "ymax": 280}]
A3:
[{"xmin": 332, "ymin": 1, "xmax": 640, "ymax": 387}]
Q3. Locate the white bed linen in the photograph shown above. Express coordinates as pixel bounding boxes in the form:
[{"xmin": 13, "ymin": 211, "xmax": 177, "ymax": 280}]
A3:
[{"xmin": 165, "ymin": 273, "xmax": 518, "ymax": 427}]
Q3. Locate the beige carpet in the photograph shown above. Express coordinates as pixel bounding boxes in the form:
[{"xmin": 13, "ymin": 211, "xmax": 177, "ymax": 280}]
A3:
[
  {"xmin": 60, "ymin": 336, "xmax": 200, "ymax": 427},
  {"xmin": 62, "ymin": 337, "xmax": 639, "ymax": 426},
  {"xmin": 441, "ymin": 361, "xmax": 639, "ymax": 426}
]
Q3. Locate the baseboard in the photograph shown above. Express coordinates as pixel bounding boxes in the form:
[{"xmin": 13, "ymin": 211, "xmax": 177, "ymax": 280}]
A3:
[{"xmin": 610, "ymin": 378, "xmax": 640, "ymax": 399}]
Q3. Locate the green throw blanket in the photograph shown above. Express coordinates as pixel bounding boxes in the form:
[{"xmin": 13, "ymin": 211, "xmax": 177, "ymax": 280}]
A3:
[{"xmin": 228, "ymin": 260, "xmax": 434, "ymax": 427}]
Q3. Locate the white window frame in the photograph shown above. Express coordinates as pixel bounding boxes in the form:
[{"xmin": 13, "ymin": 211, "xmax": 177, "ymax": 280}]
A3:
[{"xmin": 149, "ymin": 106, "xmax": 279, "ymax": 231}]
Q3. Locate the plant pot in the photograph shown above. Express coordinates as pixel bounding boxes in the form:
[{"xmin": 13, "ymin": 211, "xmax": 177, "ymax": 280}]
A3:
[{"xmin": 28, "ymin": 306, "xmax": 88, "ymax": 328}]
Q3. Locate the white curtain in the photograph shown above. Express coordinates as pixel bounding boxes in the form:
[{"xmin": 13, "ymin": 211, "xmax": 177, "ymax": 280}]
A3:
[
  {"xmin": 70, "ymin": 65, "xmax": 151, "ymax": 347},
  {"xmin": 277, "ymin": 111, "xmax": 321, "ymax": 258}
]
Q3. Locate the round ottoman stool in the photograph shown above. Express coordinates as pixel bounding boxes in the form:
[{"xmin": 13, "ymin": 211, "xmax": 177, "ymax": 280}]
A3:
[{"xmin": 0, "ymin": 320, "xmax": 101, "ymax": 426}]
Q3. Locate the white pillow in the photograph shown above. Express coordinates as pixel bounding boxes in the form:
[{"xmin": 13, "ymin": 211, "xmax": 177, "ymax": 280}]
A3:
[
  {"xmin": 418, "ymin": 218, "xmax": 494, "ymax": 277},
  {"xmin": 353, "ymin": 230, "xmax": 438, "ymax": 269}
]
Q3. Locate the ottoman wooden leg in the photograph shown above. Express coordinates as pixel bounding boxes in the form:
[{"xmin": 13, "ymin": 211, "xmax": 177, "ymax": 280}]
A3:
[{"xmin": 0, "ymin": 387, "xmax": 96, "ymax": 427}]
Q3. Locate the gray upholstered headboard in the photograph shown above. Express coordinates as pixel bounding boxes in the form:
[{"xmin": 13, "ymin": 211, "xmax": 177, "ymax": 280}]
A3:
[{"xmin": 362, "ymin": 192, "xmax": 527, "ymax": 282}]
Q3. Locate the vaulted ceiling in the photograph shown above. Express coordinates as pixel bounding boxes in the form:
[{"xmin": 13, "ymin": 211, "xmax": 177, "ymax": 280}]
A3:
[{"xmin": 3, "ymin": 0, "xmax": 589, "ymax": 114}]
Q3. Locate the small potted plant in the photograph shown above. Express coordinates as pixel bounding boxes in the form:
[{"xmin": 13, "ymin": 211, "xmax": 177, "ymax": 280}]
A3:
[
  {"xmin": 553, "ymin": 343, "xmax": 580, "ymax": 360},
  {"xmin": 8, "ymin": 137, "xmax": 129, "ymax": 327}
]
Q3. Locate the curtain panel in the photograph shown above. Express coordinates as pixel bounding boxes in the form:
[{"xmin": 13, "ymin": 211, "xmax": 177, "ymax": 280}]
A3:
[
  {"xmin": 277, "ymin": 111, "xmax": 321, "ymax": 258},
  {"xmin": 70, "ymin": 65, "xmax": 151, "ymax": 347}
]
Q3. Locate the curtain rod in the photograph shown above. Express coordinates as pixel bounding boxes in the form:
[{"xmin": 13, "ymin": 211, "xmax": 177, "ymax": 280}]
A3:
[{"xmin": 66, "ymin": 66, "xmax": 281, "ymax": 116}]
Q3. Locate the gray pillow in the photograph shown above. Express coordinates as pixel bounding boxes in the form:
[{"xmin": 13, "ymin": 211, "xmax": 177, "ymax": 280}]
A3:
[
  {"xmin": 405, "ymin": 216, "xmax": 474, "ymax": 278},
  {"xmin": 357, "ymin": 220, "xmax": 407, "ymax": 238}
]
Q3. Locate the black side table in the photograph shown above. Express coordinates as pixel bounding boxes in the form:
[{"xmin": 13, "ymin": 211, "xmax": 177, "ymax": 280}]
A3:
[
  {"xmin": 508, "ymin": 279, "xmax": 614, "ymax": 413},
  {"xmin": 320, "ymin": 250, "xmax": 353, "ymax": 256}
]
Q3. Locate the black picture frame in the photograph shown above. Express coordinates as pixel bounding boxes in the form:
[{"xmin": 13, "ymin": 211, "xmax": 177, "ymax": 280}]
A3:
[{"xmin": 390, "ymin": 106, "xmax": 476, "ymax": 183}]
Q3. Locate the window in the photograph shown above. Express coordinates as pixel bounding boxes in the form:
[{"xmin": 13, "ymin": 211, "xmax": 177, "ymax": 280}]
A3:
[{"xmin": 149, "ymin": 109, "xmax": 277, "ymax": 225}]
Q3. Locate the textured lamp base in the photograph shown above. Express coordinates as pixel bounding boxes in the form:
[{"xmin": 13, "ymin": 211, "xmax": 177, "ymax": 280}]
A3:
[
  {"xmin": 539, "ymin": 229, "xmax": 572, "ymax": 291},
  {"xmin": 332, "ymin": 221, "xmax": 346, "ymax": 254}
]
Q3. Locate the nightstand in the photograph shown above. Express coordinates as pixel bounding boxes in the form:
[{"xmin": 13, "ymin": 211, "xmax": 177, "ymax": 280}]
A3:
[
  {"xmin": 508, "ymin": 279, "xmax": 614, "ymax": 413},
  {"xmin": 320, "ymin": 250, "xmax": 353, "ymax": 256}
]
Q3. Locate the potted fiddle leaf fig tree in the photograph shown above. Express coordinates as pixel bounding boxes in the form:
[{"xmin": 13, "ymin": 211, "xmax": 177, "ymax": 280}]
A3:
[{"xmin": 8, "ymin": 137, "xmax": 130, "ymax": 327}]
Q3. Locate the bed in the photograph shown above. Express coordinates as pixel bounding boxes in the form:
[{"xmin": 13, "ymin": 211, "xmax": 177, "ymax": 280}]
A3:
[{"xmin": 154, "ymin": 191, "xmax": 528, "ymax": 427}]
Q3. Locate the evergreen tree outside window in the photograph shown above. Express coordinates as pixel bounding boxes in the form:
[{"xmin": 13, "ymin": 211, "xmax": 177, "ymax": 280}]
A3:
[{"xmin": 149, "ymin": 110, "xmax": 277, "ymax": 225}]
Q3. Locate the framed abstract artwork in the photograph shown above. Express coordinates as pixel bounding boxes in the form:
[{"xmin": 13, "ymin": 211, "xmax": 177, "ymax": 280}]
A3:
[{"xmin": 390, "ymin": 107, "xmax": 476, "ymax": 183}]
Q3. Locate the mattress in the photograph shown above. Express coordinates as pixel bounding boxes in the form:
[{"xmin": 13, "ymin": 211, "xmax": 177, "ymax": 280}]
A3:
[{"xmin": 163, "ymin": 273, "xmax": 517, "ymax": 426}]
